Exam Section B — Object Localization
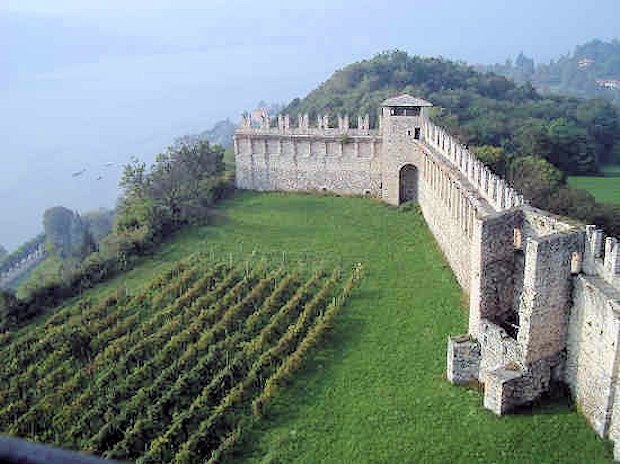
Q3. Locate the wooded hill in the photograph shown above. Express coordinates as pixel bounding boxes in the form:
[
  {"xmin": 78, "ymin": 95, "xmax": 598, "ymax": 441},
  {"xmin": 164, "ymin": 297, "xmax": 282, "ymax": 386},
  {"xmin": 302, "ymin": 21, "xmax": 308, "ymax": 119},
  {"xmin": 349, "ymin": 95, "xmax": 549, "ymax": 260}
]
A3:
[
  {"xmin": 286, "ymin": 50, "xmax": 620, "ymax": 174},
  {"xmin": 483, "ymin": 39, "xmax": 620, "ymax": 105},
  {"xmin": 284, "ymin": 50, "xmax": 620, "ymax": 236}
]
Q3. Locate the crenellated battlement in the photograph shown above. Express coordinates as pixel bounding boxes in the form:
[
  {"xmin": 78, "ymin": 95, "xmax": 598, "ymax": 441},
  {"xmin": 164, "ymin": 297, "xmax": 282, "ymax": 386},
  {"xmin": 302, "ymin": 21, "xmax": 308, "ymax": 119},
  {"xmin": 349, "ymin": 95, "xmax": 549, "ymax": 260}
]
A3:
[
  {"xmin": 423, "ymin": 119, "xmax": 524, "ymax": 211},
  {"xmin": 584, "ymin": 225, "xmax": 620, "ymax": 287},
  {"xmin": 237, "ymin": 112, "xmax": 378, "ymax": 137},
  {"xmin": 236, "ymin": 107, "xmax": 523, "ymax": 214}
]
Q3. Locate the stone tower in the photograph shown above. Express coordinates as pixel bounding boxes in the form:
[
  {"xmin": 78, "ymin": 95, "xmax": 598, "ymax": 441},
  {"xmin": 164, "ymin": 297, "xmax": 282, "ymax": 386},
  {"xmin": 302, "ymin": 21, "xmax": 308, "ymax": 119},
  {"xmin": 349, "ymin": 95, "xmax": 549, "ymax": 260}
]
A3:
[{"xmin": 379, "ymin": 94, "xmax": 433, "ymax": 205}]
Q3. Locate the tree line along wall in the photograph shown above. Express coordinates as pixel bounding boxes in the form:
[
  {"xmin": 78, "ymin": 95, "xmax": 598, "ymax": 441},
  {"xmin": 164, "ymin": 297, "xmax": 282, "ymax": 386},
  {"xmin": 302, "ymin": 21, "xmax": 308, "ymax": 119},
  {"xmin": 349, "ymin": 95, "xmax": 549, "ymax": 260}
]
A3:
[{"xmin": 234, "ymin": 96, "xmax": 620, "ymax": 459}]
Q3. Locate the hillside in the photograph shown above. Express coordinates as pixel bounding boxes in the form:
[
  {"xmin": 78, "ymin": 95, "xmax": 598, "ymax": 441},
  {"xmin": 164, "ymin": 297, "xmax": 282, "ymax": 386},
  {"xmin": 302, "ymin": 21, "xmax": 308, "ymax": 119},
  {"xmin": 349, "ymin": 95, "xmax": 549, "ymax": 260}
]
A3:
[
  {"xmin": 285, "ymin": 50, "xmax": 620, "ymax": 174},
  {"xmin": 0, "ymin": 192, "xmax": 611, "ymax": 463},
  {"xmin": 0, "ymin": 253, "xmax": 356, "ymax": 463},
  {"xmin": 483, "ymin": 39, "xmax": 620, "ymax": 104},
  {"xmin": 283, "ymin": 50, "xmax": 620, "ymax": 238},
  {"xmin": 174, "ymin": 119, "xmax": 236, "ymax": 150}
]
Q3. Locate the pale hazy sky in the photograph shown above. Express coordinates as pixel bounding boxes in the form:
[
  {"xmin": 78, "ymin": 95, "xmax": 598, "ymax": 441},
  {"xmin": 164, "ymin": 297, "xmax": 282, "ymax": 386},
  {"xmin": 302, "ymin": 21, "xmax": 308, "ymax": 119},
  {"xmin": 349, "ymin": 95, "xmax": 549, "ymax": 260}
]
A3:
[
  {"xmin": 4, "ymin": 0, "xmax": 619, "ymax": 67},
  {"xmin": 1, "ymin": 0, "xmax": 619, "ymax": 249}
]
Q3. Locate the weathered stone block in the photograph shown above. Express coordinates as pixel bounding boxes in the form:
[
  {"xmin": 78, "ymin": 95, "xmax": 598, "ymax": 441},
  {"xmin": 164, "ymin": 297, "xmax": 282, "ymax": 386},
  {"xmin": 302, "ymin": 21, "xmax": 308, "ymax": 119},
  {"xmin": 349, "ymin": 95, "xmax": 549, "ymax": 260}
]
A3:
[
  {"xmin": 483, "ymin": 367, "xmax": 525, "ymax": 415},
  {"xmin": 447, "ymin": 335, "xmax": 480, "ymax": 385}
]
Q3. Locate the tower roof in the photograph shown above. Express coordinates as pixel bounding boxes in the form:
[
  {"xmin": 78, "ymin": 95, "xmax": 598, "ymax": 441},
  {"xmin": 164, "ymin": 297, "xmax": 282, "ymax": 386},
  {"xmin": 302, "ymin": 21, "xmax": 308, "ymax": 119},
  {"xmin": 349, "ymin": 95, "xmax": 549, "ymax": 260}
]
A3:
[{"xmin": 381, "ymin": 94, "xmax": 433, "ymax": 107}]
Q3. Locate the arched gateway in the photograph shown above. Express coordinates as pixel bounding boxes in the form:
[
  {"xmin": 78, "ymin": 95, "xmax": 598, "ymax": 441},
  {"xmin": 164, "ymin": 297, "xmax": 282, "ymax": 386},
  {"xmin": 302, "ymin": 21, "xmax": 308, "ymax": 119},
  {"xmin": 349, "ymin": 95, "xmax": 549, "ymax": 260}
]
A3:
[{"xmin": 398, "ymin": 164, "xmax": 418, "ymax": 204}]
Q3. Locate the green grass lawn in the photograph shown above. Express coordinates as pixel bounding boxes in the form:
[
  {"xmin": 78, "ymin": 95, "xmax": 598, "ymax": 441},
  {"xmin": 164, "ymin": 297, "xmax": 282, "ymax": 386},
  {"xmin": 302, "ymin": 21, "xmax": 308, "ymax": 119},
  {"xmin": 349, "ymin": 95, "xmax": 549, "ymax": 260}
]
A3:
[
  {"xmin": 19, "ymin": 191, "xmax": 613, "ymax": 463},
  {"xmin": 568, "ymin": 165, "xmax": 620, "ymax": 204}
]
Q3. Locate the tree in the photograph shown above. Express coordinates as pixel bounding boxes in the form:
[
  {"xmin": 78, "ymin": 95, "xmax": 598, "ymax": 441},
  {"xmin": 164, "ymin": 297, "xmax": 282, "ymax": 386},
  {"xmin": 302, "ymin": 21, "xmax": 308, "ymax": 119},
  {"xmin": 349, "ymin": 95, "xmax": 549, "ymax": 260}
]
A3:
[
  {"xmin": 43, "ymin": 207, "xmax": 96, "ymax": 260},
  {"xmin": 473, "ymin": 145, "xmax": 507, "ymax": 175},
  {"xmin": 0, "ymin": 245, "xmax": 7, "ymax": 261},
  {"xmin": 116, "ymin": 141, "xmax": 226, "ymax": 247},
  {"xmin": 546, "ymin": 118, "xmax": 596, "ymax": 174},
  {"xmin": 549, "ymin": 186, "xmax": 596, "ymax": 221},
  {"xmin": 513, "ymin": 119, "xmax": 552, "ymax": 161},
  {"xmin": 575, "ymin": 99, "xmax": 620, "ymax": 166},
  {"xmin": 43, "ymin": 206, "xmax": 75, "ymax": 258},
  {"xmin": 506, "ymin": 156, "xmax": 564, "ymax": 209}
]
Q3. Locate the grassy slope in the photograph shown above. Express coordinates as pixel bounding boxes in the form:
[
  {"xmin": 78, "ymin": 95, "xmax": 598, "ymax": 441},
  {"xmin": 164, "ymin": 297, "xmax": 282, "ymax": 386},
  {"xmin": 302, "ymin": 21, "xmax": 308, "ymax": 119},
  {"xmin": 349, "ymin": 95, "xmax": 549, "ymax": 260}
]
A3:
[
  {"xmin": 15, "ymin": 191, "xmax": 612, "ymax": 463},
  {"xmin": 568, "ymin": 165, "xmax": 620, "ymax": 204},
  {"xmin": 224, "ymin": 193, "xmax": 611, "ymax": 463}
]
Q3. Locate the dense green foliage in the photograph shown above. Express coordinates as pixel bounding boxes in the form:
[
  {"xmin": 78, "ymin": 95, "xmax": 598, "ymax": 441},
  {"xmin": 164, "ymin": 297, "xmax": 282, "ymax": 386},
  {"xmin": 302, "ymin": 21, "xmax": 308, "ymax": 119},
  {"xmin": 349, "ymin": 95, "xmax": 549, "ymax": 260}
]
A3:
[
  {"xmin": 1, "ymin": 141, "xmax": 232, "ymax": 331},
  {"xmin": 16, "ymin": 209, "xmax": 112, "ymax": 300},
  {"xmin": 116, "ymin": 140, "xmax": 229, "ymax": 248},
  {"xmin": 485, "ymin": 39, "xmax": 620, "ymax": 104},
  {"xmin": 0, "ymin": 252, "xmax": 358, "ymax": 463},
  {"xmin": 43, "ymin": 206, "xmax": 96, "ymax": 260},
  {"xmin": 0, "ymin": 192, "xmax": 611, "ymax": 462},
  {"xmin": 284, "ymin": 50, "xmax": 620, "ymax": 236}
]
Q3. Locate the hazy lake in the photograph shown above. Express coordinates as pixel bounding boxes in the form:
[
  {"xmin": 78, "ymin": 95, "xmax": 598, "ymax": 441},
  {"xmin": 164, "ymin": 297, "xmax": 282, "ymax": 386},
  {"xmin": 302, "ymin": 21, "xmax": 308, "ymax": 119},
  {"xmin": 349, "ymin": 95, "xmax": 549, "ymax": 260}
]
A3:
[{"xmin": 0, "ymin": 45, "xmax": 342, "ymax": 250}]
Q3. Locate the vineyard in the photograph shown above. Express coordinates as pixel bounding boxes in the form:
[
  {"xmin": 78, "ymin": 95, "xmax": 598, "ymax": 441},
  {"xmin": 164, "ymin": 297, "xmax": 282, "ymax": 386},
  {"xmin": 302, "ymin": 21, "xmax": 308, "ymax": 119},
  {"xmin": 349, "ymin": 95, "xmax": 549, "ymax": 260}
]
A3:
[{"xmin": 0, "ymin": 253, "xmax": 361, "ymax": 463}]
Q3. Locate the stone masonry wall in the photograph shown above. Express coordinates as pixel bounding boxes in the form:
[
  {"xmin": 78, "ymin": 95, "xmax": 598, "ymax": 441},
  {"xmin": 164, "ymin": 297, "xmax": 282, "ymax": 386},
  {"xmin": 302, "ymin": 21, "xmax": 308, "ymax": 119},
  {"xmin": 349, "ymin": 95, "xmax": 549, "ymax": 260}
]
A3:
[
  {"xmin": 447, "ymin": 335, "xmax": 480, "ymax": 384},
  {"xmin": 468, "ymin": 209, "xmax": 522, "ymax": 338},
  {"xmin": 478, "ymin": 319, "xmax": 522, "ymax": 378},
  {"xmin": 418, "ymin": 149, "xmax": 478, "ymax": 289},
  {"xmin": 566, "ymin": 275, "xmax": 620, "ymax": 438},
  {"xmin": 235, "ymin": 135, "xmax": 383, "ymax": 195},
  {"xmin": 517, "ymin": 230, "xmax": 583, "ymax": 365}
]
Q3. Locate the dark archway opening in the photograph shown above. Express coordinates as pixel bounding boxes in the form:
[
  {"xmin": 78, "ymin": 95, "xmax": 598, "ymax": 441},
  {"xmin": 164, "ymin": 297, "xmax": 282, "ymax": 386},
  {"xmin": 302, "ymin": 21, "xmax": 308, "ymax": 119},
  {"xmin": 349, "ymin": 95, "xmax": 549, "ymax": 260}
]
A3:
[{"xmin": 399, "ymin": 164, "xmax": 418, "ymax": 204}]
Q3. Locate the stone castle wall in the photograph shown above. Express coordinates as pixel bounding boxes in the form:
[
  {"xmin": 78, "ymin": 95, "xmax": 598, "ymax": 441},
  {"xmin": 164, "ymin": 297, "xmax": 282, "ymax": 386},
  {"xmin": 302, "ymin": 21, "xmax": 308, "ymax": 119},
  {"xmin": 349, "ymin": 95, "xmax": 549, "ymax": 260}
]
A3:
[
  {"xmin": 234, "ymin": 131, "xmax": 383, "ymax": 196},
  {"xmin": 567, "ymin": 275, "xmax": 620, "ymax": 437},
  {"xmin": 234, "ymin": 98, "xmax": 620, "ymax": 458},
  {"xmin": 565, "ymin": 226, "xmax": 620, "ymax": 458},
  {"xmin": 417, "ymin": 146, "xmax": 482, "ymax": 288},
  {"xmin": 235, "ymin": 113, "xmax": 383, "ymax": 196}
]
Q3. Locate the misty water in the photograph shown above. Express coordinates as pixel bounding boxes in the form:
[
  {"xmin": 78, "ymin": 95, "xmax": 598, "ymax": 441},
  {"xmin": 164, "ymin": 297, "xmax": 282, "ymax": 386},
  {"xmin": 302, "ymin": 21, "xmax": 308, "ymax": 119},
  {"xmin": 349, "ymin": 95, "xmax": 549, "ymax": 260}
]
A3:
[{"xmin": 1, "ymin": 47, "xmax": 339, "ymax": 250}]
